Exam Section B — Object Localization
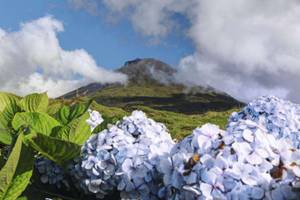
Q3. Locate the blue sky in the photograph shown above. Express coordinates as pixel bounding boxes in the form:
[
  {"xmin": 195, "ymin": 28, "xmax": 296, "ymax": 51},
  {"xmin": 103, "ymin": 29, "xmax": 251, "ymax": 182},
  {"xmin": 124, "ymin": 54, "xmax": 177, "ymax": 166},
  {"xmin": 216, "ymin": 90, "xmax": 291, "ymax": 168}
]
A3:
[{"xmin": 0, "ymin": 0, "xmax": 193, "ymax": 69}]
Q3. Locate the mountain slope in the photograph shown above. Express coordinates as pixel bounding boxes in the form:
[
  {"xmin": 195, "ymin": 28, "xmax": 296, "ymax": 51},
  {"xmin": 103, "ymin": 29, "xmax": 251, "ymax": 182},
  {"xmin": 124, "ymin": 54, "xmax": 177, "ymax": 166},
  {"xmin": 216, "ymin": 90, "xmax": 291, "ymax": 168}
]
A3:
[{"xmin": 61, "ymin": 58, "xmax": 243, "ymax": 114}]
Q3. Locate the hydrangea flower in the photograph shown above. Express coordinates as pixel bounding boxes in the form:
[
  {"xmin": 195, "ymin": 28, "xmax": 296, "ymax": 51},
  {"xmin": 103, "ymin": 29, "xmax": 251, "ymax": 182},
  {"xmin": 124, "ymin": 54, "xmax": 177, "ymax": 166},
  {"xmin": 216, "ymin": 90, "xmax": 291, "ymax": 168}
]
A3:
[
  {"xmin": 229, "ymin": 96, "xmax": 300, "ymax": 148},
  {"xmin": 86, "ymin": 109, "xmax": 104, "ymax": 131},
  {"xmin": 35, "ymin": 157, "xmax": 70, "ymax": 188},
  {"xmin": 74, "ymin": 111, "xmax": 174, "ymax": 199},
  {"xmin": 71, "ymin": 126, "xmax": 134, "ymax": 198},
  {"xmin": 158, "ymin": 119, "xmax": 300, "ymax": 199},
  {"xmin": 36, "ymin": 97, "xmax": 300, "ymax": 200}
]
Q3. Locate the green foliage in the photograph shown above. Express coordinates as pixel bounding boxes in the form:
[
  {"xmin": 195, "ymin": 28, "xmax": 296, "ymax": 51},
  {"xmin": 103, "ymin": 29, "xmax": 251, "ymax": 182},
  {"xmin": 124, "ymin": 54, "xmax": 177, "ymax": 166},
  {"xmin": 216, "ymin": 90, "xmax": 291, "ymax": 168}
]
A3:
[
  {"xmin": 56, "ymin": 105, "xmax": 70, "ymax": 125},
  {"xmin": 0, "ymin": 132, "xmax": 12, "ymax": 145},
  {"xmin": 87, "ymin": 83, "xmax": 243, "ymax": 115},
  {"xmin": 12, "ymin": 112, "xmax": 61, "ymax": 136},
  {"xmin": 0, "ymin": 92, "xmax": 21, "ymax": 145},
  {"xmin": 55, "ymin": 100, "xmax": 92, "ymax": 124},
  {"xmin": 53, "ymin": 112, "xmax": 91, "ymax": 145},
  {"xmin": 19, "ymin": 93, "xmax": 48, "ymax": 113},
  {"xmin": 26, "ymin": 133, "xmax": 81, "ymax": 165},
  {"xmin": 89, "ymin": 101, "xmax": 235, "ymax": 140},
  {"xmin": 46, "ymin": 101, "xmax": 63, "ymax": 116},
  {"xmin": 90, "ymin": 101, "xmax": 127, "ymax": 119},
  {"xmin": 0, "ymin": 92, "xmax": 97, "ymax": 199},
  {"xmin": 0, "ymin": 90, "xmax": 237, "ymax": 199},
  {"xmin": 0, "ymin": 92, "xmax": 20, "ymax": 113},
  {"xmin": 0, "ymin": 133, "xmax": 34, "ymax": 200}
]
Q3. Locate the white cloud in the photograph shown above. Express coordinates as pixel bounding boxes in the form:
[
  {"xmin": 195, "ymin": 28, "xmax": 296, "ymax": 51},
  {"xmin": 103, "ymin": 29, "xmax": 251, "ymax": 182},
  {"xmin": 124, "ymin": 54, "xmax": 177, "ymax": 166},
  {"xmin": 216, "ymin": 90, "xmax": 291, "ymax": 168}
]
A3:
[
  {"xmin": 0, "ymin": 16, "xmax": 127, "ymax": 97},
  {"xmin": 69, "ymin": 0, "xmax": 300, "ymax": 102}
]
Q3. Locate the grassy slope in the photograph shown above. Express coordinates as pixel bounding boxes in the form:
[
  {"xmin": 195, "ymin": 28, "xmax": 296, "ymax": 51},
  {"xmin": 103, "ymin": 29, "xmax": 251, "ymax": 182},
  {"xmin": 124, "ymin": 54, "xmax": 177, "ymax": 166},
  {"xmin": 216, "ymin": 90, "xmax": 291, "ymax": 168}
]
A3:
[
  {"xmin": 51, "ymin": 96, "xmax": 238, "ymax": 140},
  {"xmin": 87, "ymin": 84, "xmax": 242, "ymax": 115},
  {"xmin": 132, "ymin": 106, "xmax": 237, "ymax": 139},
  {"xmin": 90, "ymin": 101, "xmax": 237, "ymax": 140}
]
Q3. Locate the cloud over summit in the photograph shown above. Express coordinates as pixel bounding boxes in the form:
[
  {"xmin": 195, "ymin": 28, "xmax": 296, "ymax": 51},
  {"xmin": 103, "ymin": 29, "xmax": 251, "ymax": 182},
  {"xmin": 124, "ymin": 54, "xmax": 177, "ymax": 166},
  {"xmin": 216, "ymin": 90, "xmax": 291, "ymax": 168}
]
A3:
[
  {"xmin": 0, "ymin": 16, "xmax": 127, "ymax": 97},
  {"xmin": 70, "ymin": 0, "xmax": 300, "ymax": 102}
]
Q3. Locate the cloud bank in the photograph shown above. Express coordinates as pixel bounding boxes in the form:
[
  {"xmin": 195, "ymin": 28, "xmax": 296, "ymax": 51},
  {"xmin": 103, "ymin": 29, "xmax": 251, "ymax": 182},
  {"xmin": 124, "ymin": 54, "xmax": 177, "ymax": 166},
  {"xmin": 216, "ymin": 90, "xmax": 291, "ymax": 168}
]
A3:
[
  {"xmin": 70, "ymin": 0, "xmax": 300, "ymax": 102},
  {"xmin": 0, "ymin": 16, "xmax": 127, "ymax": 97}
]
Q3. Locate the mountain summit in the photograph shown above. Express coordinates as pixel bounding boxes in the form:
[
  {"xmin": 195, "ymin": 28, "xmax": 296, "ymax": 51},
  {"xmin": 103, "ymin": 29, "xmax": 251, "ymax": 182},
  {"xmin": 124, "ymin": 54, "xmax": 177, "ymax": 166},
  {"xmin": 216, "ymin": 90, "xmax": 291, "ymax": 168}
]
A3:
[
  {"xmin": 61, "ymin": 58, "xmax": 243, "ymax": 114},
  {"xmin": 117, "ymin": 58, "xmax": 176, "ymax": 84}
]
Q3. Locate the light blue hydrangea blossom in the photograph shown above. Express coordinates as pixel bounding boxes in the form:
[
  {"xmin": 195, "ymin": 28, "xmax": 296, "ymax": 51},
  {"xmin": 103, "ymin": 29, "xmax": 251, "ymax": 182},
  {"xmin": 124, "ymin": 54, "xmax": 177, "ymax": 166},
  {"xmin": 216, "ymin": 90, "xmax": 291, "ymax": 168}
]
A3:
[
  {"xmin": 229, "ymin": 96, "xmax": 300, "ymax": 148},
  {"xmin": 35, "ymin": 157, "xmax": 70, "ymax": 188},
  {"xmin": 75, "ymin": 111, "xmax": 174, "ymax": 199},
  {"xmin": 158, "ymin": 96, "xmax": 300, "ymax": 200},
  {"xmin": 86, "ymin": 109, "xmax": 104, "ymax": 131}
]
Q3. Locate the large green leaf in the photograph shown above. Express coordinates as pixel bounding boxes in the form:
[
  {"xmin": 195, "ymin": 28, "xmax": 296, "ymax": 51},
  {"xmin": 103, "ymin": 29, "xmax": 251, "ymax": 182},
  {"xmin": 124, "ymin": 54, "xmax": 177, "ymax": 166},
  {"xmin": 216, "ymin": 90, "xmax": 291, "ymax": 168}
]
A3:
[
  {"xmin": 68, "ymin": 100, "xmax": 92, "ymax": 122},
  {"xmin": 26, "ymin": 133, "xmax": 81, "ymax": 165},
  {"xmin": 56, "ymin": 100, "xmax": 92, "ymax": 125},
  {"xmin": 46, "ymin": 101, "xmax": 63, "ymax": 116},
  {"xmin": 0, "ymin": 92, "xmax": 20, "ymax": 113},
  {"xmin": 3, "ymin": 145, "xmax": 34, "ymax": 200},
  {"xmin": 0, "ymin": 131, "xmax": 12, "ymax": 145},
  {"xmin": 20, "ymin": 93, "xmax": 48, "ymax": 112},
  {"xmin": 12, "ymin": 112, "xmax": 61, "ymax": 135},
  {"xmin": 0, "ymin": 133, "xmax": 34, "ymax": 200},
  {"xmin": 57, "ymin": 105, "xmax": 70, "ymax": 125},
  {"xmin": 0, "ymin": 92, "xmax": 21, "ymax": 130},
  {"xmin": 53, "ymin": 112, "xmax": 91, "ymax": 145},
  {"xmin": 0, "ymin": 134, "xmax": 23, "ymax": 195}
]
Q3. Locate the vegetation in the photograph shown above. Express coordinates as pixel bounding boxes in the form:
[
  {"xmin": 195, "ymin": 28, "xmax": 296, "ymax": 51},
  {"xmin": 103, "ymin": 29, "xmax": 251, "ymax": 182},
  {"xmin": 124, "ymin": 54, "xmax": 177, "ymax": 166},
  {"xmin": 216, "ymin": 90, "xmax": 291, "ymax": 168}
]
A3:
[
  {"xmin": 0, "ymin": 92, "xmax": 100, "ymax": 200},
  {"xmin": 0, "ymin": 91, "xmax": 237, "ymax": 199},
  {"xmin": 131, "ymin": 106, "xmax": 237, "ymax": 139}
]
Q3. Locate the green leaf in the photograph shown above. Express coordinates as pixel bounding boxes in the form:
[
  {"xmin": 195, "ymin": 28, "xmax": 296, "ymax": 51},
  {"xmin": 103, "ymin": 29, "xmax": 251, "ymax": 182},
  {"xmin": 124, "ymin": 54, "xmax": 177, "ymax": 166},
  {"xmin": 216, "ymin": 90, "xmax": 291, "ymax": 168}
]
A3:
[
  {"xmin": 56, "ymin": 100, "xmax": 92, "ymax": 125},
  {"xmin": 0, "ymin": 92, "xmax": 21, "ymax": 130},
  {"xmin": 26, "ymin": 133, "xmax": 81, "ymax": 165},
  {"xmin": 46, "ymin": 101, "xmax": 63, "ymax": 116},
  {"xmin": 0, "ymin": 131, "xmax": 12, "ymax": 145},
  {"xmin": 20, "ymin": 93, "xmax": 48, "ymax": 112},
  {"xmin": 12, "ymin": 112, "xmax": 61, "ymax": 135},
  {"xmin": 53, "ymin": 112, "xmax": 91, "ymax": 145},
  {"xmin": 0, "ymin": 92, "xmax": 20, "ymax": 113},
  {"xmin": 0, "ymin": 134, "xmax": 23, "ymax": 194},
  {"xmin": 68, "ymin": 100, "xmax": 92, "ymax": 121},
  {"xmin": 4, "ymin": 145, "xmax": 34, "ymax": 200},
  {"xmin": 0, "ymin": 133, "xmax": 34, "ymax": 200},
  {"xmin": 57, "ymin": 105, "xmax": 70, "ymax": 125}
]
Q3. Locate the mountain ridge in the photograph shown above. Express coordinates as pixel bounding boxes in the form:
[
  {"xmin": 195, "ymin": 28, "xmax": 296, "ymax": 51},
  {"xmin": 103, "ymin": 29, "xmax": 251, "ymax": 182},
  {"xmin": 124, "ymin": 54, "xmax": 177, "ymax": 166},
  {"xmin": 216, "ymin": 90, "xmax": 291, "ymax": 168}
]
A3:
[{"xmin": 60, "ymin": 58, "xmax": 243, "ymax": 114}]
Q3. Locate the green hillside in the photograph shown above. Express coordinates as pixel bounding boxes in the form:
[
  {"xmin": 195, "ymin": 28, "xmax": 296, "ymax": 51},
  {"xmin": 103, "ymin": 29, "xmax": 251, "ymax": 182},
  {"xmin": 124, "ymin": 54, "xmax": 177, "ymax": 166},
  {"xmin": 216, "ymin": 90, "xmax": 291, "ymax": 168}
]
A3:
[
  {"xmin": 91, "ymin": 100, "xmax": 237, "ymax": 140},
  {"xmin": 58, "ymin": 58, "xmax": 244, "ymax": 140},
  {"xmin": 61, "ymin": 58, "xmax": 243, "ymax": 115},
  {"xmin": 50, "ymin": 98, "xmax": 237, "ymax": 140}
]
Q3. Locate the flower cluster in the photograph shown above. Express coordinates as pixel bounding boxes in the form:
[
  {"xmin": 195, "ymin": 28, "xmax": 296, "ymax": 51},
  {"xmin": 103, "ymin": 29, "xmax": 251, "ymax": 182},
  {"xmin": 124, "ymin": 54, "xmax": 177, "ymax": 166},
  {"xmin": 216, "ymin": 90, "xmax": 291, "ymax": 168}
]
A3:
[
  {"xmin": 86, "ymin": 109, "xmax": 104, "ymax": 131},
  {"xmin": 35, "ymin": 157, "xmax": 70, "ymax": 188},
  {"xmin": 229, "ymin": 96, "xmax": 300, "ymax": 148},
  {"xmin": 36, "ymin": 97, "xmax": 300, "ymax": 200},
  {"xmin": 74, "ymin": 111, "xmax": 174, "ymax": 199},
  {"xmin": 158, "ymin": 96, "xmax": 300, "ymax": 199}
]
